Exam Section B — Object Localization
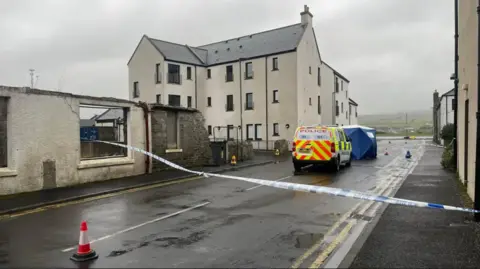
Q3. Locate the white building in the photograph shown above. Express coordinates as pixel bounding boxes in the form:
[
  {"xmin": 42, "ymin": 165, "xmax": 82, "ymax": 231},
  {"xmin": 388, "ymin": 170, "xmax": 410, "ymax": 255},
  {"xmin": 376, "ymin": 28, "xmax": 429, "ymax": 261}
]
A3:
[
  {"xmin": 348, "ymin": 98, "xmax": 359, "ymax": 125},
  {"xmin": 128, "ymin": 5, "xmax": 356, "ymax": 149},
  {"xmin": 433, "ymin": 89, "xmax": 455, "ymax": 145}
]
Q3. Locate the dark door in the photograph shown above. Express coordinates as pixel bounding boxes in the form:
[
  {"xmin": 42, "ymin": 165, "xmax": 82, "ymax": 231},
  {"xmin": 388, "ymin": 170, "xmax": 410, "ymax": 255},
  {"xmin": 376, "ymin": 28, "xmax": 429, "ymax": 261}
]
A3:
[{"xmin": 464, "ymin": 99, "xmax": 469, "ymax": 185}]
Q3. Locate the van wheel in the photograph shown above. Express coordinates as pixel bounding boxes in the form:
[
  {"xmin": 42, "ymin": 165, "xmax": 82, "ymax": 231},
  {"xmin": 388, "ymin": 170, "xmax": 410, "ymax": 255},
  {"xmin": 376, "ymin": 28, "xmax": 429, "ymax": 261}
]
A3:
[
  {"xmin": 331, "ymin": 157, "xmax": 340, "ymax": 172},
  {"xmin": 293, "ymin": 162, "xmax": 302, "ymax": 173}
]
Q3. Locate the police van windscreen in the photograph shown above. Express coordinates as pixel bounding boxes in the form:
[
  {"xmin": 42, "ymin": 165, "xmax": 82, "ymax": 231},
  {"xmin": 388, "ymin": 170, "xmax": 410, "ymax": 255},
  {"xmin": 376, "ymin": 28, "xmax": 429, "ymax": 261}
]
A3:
[{"xmin": 295, "ymin": 128, "xmax": 332, "ymax": 140}]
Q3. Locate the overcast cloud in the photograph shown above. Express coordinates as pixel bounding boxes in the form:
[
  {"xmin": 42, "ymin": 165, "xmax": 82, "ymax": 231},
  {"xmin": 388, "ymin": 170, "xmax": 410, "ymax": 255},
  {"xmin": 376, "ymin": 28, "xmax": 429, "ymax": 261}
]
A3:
[{"xmin": 0, "ymin": 0, "xmax": 454, "ymax": 115}]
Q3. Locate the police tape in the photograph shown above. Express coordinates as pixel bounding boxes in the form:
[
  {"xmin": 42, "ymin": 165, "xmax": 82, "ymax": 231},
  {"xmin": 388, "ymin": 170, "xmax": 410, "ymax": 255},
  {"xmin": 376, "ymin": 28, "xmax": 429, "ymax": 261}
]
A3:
[{"xmin": 95, "ymin": 140, "xmax": 480, "ymax": 214}]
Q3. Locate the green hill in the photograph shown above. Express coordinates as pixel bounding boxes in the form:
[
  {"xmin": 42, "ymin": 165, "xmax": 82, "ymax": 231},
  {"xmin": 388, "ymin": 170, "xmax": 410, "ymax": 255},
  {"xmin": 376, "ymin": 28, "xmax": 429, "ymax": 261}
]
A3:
[{"xmin": 359, "ymin": 110, "xmax": 432, "ymax": 133}]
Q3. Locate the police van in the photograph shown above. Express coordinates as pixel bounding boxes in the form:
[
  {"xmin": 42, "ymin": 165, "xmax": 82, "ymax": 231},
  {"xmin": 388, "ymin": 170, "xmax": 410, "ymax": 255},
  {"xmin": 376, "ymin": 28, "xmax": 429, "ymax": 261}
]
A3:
[{"xmin": 292, "ymin": 125, "xmax": 352, "ymax": 172}]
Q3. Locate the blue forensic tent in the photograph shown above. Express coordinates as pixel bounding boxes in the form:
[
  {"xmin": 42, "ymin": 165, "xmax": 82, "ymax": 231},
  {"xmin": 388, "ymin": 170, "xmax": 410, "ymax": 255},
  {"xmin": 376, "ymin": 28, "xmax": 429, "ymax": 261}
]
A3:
[{"xmin": 342, "ymin": 125, "xmax": 377, "ymax": 160}]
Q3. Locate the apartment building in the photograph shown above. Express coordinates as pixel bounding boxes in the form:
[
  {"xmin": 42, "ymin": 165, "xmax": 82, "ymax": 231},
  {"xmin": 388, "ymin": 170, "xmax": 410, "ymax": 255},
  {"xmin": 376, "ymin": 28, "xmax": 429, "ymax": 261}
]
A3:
[
  {"xmin": 128, "ymin": 5, "xmax": 356, "ymax": 149},
  {"xmin": 457, "ymin": 0, "xmax": 478, "ymax": 201}
]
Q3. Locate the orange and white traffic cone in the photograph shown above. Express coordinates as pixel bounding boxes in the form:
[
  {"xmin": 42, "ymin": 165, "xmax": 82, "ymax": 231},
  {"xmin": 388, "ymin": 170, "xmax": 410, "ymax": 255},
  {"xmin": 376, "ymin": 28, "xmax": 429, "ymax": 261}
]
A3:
[
  {"xmin": 384, "ymin": 148, "xmax": 389, "ymax": 155},
  {"xmin": 70, "ymin": 221, "xmax": 98, "ymax": 262}
]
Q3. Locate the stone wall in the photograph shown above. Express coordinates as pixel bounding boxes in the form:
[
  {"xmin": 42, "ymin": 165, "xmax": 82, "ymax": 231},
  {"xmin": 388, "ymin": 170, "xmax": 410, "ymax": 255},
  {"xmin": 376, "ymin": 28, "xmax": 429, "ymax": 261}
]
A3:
[
  {"xmin": 274, "ymin": 139, "xmax": 290, "ymax": 156},
  {"xmin": 151, "ymin": 105, "xmax": 212, "ymax": 171},
  {"xmin": 227, "ymin": 140, "xmax": 254, "ymax": 161}
]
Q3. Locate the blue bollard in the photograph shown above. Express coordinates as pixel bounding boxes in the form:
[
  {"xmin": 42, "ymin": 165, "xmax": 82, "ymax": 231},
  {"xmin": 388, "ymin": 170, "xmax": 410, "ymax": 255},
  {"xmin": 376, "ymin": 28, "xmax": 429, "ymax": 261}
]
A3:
[{"xmin": 405, "ymin": 150, "xmax": 412, "ymax": 159}]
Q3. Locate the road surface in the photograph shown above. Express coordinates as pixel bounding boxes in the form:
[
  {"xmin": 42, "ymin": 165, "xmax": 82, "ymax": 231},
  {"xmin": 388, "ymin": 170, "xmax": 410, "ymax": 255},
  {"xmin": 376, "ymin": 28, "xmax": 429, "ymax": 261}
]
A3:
[{"xmin": 0, "ymin": 140, "xmax": 425, "ymax": 268}]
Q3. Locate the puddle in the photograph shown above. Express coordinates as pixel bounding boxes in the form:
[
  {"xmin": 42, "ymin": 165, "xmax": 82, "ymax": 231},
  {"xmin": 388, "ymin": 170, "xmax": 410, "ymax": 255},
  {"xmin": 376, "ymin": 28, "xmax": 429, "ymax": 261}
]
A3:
[{"xmin": 295, "ymin": 233, "xmax": 324, "ymax": 248}]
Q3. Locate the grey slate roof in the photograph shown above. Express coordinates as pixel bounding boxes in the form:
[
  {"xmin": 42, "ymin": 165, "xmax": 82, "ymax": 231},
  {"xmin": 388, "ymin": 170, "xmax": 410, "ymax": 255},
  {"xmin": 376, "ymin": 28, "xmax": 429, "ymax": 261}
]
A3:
[
  {"xmin": 145, "ymin": 23, "xmax": 305, "ymax": 66},
  {"xmin": 197, "ymin": 23, "xmax": 305, "ymax": 65},
  {"xmin": 95, "ymin": 108, "xmax": 124, "ymax": 122},
  {"xmin": 442, "ymin": 89, "xmax": 455, "ymax": 96},
  {"xmin": 148, "ymin": 39, "xmax": 206, "ymax": 65},
  {"xmin": 140, "ymin": 22, "xmax": 349, "ymax": 80}
]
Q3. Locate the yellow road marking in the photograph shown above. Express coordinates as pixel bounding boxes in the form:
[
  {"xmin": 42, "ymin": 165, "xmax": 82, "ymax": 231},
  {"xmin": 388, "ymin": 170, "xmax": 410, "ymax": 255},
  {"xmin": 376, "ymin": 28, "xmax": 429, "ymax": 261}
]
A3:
[
  {"xmin": 290, "ymin": 201, "xmax": 363, "ymax": 269},
  {"xmin": 0, "ymin": 175, "xmax": 203, "ymax": 220},
  {"xmin": 309, "ymin": 221, "xmax": 354, "ymax": 268}
]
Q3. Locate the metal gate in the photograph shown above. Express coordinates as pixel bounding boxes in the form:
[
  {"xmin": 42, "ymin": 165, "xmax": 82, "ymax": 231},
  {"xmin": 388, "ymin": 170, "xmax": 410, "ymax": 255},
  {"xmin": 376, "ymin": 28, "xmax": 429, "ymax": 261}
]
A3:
[{"xmin": 210, "ymin": 141, "xmax": 227, "ymax": 166}]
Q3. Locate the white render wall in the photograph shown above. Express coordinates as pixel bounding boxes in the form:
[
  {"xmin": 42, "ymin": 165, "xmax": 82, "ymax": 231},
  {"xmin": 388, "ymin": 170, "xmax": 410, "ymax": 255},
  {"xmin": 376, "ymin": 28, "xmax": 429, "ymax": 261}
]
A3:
[
  {"xmin": 0, "ymin": 87, "xmax": 146, "ymax": 195},
  {"xmin": 439, "ymin": 95, "xmax": 454, "ymax": 131},
  {"xmin": 320, "ymin": 64, "xmax": 335, "ymax": 125},
  {"xmin": 348, "ymin": 104, "xmax": 358, "ymax": 125},
  {"xmin": 335, "ymin": 78, "xmax": 350, "ymax": 126}
]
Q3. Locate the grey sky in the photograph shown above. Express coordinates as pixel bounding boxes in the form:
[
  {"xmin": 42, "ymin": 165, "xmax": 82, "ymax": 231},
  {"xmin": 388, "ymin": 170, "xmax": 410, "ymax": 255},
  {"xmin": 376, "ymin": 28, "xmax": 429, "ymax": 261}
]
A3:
[{"xmin": 0, "ymin": 0, "xmax": 454, "ymax": 115}]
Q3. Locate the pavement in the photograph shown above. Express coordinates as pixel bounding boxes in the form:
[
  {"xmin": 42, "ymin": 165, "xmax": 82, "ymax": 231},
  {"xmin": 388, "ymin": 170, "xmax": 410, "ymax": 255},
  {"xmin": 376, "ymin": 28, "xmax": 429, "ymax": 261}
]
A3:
[
  {"xmin": 0, "ymin": 155, "xmax": 277, "ymax": 215},
  {"xmin": 0, "ymin": 140, "xmax": 432, "ymax": 268},
  {"xmin": 345, "ymin": 146, "xmax": 480, "ymax": 268}
]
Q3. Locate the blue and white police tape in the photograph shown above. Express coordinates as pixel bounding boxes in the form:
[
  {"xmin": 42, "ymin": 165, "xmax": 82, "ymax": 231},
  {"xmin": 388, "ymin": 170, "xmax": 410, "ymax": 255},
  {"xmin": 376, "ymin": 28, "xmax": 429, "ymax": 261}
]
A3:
[{"xmin": 95, "ymin": 140, "xmax": 480, "ymax": 214}]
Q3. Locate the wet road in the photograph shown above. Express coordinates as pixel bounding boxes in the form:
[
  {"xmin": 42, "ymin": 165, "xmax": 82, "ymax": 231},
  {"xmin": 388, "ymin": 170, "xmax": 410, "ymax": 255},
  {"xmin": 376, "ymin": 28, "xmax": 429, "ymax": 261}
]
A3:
[{"xmin": 0, "ymin": 140, "xmax": 424, "ymax": 268}]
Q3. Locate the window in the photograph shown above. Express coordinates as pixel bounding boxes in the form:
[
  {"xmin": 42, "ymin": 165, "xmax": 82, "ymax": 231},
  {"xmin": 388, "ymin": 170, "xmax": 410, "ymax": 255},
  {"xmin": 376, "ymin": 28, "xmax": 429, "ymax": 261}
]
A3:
[
  {"xmin": 335, "ymin": 77, "xmax": 339, "ymax": 93},
  {"xmin": 309, "ymin": 97, "xmax": 312, "ymax": 106},
  {"xmin": 168, "ymin": 94, "xmax": 181, "ymax": 106},
  {"xmin": 349, "ymin": 105, "xmax": 352, "ymax": 115},
  {"xmin": 273, "ymin": 90, "xmax": 279, "ymax": 103},
  {"xmin": 254, "ymin": 124, "xmax": 262, "ymax": 140},
  {"xmin": 207, "ymin": 69, "xmax": 211, "ymax": 79},
  {"xmin": 273, "ymin": 123, "xmax": 279, "ymax": 136},
  {"xmin": 0, "ymin": 97, "xmax": 7, "ymax": 167},
  {"xmin": 207, "ymin": 97, "xmax": 212, "ymax": 107},
  {"xmin": 346, "ymin": 90, "xmax": 348, "ymax": 98},
  {"xmin": 226, "ymin": 65, "xmax": 234, "ymax": 82},
  {"xmin": 246, "ymin": 124, "xmax": 254, "ymax": 140},
  {"xmin": 155, "ymin": 63, "xmax": 161, "ymax": 83},
  {"xmin": 346, "ymin": 112, "xmax": 348, "ymax": 119},
  {"xmin": 156, "ymin": 94, "xmax": 161, "ymax": 104},
  {"xmin": 317, "ymin": 96, "xmax": 321, "ymax": 115},
  {"xmin": 272, "ymin": 57, "xmax": 278, "ymax": 70},
  {"xmin": 226, "ymin": 95, "xmax": 234, "ymax": 111},
  {"xmin": 341, "ymin": 80, "xmax": 344, "ymax": 91},
  {"xmin": 245, "ymin": 62, "xmax": 253, "ymax": 79},
  {"xmin": 207, "ymin": 125, "xmax": 212, "ymax": 136},
  {"xmin": 187, "ymin": 96, "xmax": 192, "ymax": 108},
  {"xmin": 341, "ymin": 102, "xmax": 344, "ymax": 113},
  {"xmin": 133, "ymin": 81, "xmax": 139, "ymax": 98},
  {"xmin": 79, "ymin": 106, "xmax": 128, "ymax": 160},
  {"xmin": 336, "ymin": 100, "xmax": 339, "ymax": 116},
  {"xmin": 245, "ymin": 93, "xmax": 253, "ymax": 110},
  {"xmin": 309, "ymin": 66, "xmax": 312, "ymax": 74},
  {"xmin": 166, "ymin": 111, "xmax": 178, "ymax": 149},
  {"xmin": 227, "ymin": 125, "xmax": 234, "ymax": 140},
  {"xmin": 187, "ymin": 67, "xmax": 192, "ymax": 80},
  {"xmin": 317, "ymin": 67, "xmax": 321, "ymax": 86},
  {"xmin": 167, "ymin": 64, "xmax": 181, "ymax": 84}
]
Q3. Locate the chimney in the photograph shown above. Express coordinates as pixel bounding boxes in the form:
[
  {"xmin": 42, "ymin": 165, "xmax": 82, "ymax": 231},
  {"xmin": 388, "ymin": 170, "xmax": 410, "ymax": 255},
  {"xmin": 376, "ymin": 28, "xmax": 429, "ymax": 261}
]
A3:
[
  {"xmin": 300, "ymin": 5, "xmax": 313, "ymax": 26},
  {"xmin": 433, "ymin": 90, "xmax": 440, "ymax": 143}
]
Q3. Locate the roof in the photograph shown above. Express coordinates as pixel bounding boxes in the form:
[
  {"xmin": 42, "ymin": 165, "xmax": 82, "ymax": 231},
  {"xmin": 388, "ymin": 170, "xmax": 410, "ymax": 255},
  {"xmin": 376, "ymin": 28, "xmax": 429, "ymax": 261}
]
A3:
[
  {"xmin": 349, "ymin": 98, "xmax": 358, "ymax": 106},
  {"xmin": 95, "ymin": 108, "xmax": 124, "ymax": 122},
  {"xmin": 197, "ymin": 23, "xmax": 305, "ymax": 65},
  {"xmin": 442, "ymin": 88, "xmax": 455, "ymax": 97},
  {"xmin": 80, "ymin": 119, "xmax": 95, "ymax": 127},
  {"xmin": 132, "ymin": 22, "xmax": 349, "ymax": 80}
]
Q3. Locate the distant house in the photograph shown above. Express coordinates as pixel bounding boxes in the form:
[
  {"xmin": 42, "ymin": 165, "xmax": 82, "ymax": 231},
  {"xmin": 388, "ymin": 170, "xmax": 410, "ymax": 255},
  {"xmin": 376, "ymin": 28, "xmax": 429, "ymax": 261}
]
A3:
[
  {"xmin": 94, "ymin": 108, "xmax": 126, "ymax": 142},
  {"xmin": 433, "ymin": 89, "xmax": 455, "ymax": 144},
  {"xmin": 80, "ymin": 119, "xmax": 96, "ymax": 127}
]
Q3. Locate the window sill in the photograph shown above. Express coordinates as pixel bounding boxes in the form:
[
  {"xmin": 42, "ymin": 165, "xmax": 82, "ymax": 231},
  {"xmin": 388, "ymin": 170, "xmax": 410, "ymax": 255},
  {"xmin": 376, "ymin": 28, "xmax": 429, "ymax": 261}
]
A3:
[
  {"xmin": 245, "ymin": 77, "xmax": 254, "ymax": 80},
  {"xmin": 273, "ymin": 134, "xmax": 279, "ymax": 137},
  {"xmin": 245, "ymin": 108, "xmax": 254, "ymax": 111},
  {"xmin": 272, "ymin": 69, "xmax": 279, "ymax": 71},
  {"xmin": 255, "ymin": 139, "xmax": 263, "ymax": 141},
  {"xmin": 78, "ymin": 157, "xmax": 134, "ymax": 170},
  {"xmin": 0, "ymin": 168, "xmax": 18, "ymax": 178},
  {"xmin": 166, "ymin": 148, "xmax": 183, "ymax": 153},
  {"xmin": 272, "ymin": 101, "xmax": 279, "ymax": 104}
]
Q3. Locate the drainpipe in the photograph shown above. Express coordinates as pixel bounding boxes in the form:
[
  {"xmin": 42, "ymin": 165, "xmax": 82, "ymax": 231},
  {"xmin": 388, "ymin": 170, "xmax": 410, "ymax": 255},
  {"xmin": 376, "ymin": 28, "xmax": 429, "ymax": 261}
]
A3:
[
  {"xmin": 138, "ymin": 102, "xmax": 151, "ymax": 174},
  {"xmin": 265, "ymin": 57, "xmax": 269, "ymax": 150},
  {"xmin": 454, "ymin": 0, "xmax": 459, "ymax": 167},
  {"xmin": 239, "ymin": 59, "xmax": 244, "ymax": 144},
  {"xmin": 474, "ymin": 0, "xmax": 480, "ymax": 222}
]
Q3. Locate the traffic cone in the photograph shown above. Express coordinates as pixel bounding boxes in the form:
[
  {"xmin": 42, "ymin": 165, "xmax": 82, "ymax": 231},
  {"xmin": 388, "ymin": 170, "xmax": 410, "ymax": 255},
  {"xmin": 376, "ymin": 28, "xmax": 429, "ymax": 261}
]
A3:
[
  {"xmin": 231, "ymin": 155, "xmax": 237, "ymax": 166},
  {"xmin": 384, "ymin": 148, "xmax": 389, "ymax": 155},
  {"xmin": 70, "ymin": 221, "xmax": 98, "ymax": 262}
]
